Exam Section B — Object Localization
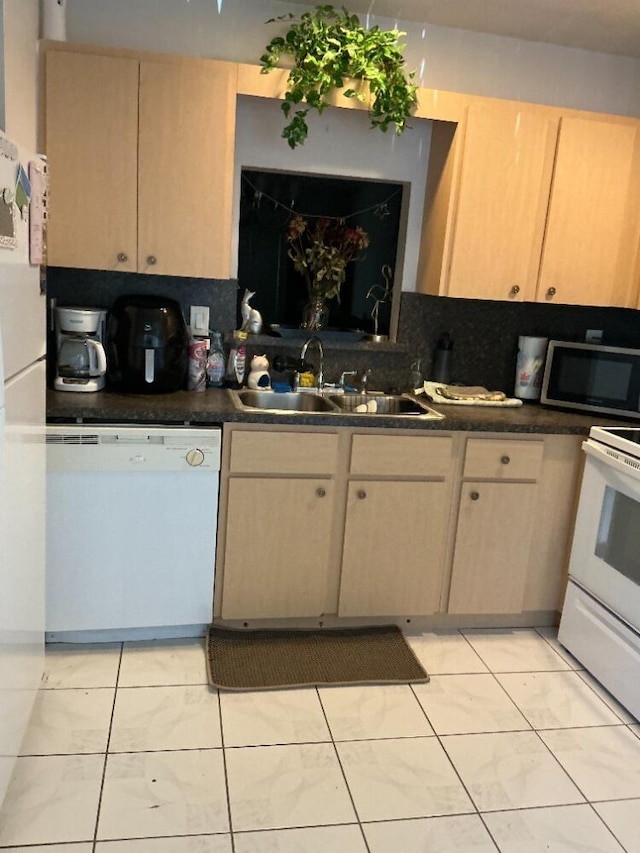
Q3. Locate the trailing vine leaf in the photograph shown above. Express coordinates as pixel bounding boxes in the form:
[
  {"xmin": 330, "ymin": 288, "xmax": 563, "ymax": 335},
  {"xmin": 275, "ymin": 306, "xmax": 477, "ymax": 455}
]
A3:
[{"xmin": 260, "ymin": 5, "xmax": 418, "ymax": 149}]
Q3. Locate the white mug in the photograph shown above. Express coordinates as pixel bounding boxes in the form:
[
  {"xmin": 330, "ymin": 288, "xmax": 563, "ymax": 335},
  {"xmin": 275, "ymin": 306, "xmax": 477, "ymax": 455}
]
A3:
[{"xmin": 515, "ymin": 336, "xmax": 548, "ymax": 400}]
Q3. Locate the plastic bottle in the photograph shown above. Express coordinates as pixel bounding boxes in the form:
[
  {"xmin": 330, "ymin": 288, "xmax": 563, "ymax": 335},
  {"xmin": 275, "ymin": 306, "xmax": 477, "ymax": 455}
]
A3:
[
  {"xmin": 432, "ymin": 333, "xmax": 453, "ymax": 383},
  {"xmin": 409, "ymin": 359, "xmax": 423, "ymax": 391},
  {"xmin": 206, "ymin": 331, "xmax": 226, "ymax": 388},
  {"xmin": 187, "ymin": 334, "xmax": 208, "ymax": 392},
  {"xmin": 224, "ymin": 330, "xmax": 248, "ymax": 389}
]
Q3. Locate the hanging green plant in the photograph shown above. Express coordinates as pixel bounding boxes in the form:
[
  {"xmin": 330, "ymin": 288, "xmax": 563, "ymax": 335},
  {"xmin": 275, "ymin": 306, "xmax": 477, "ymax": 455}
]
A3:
[{"xmin": 260, "ymin": 4, "xmax": 418, "ymax": 149}]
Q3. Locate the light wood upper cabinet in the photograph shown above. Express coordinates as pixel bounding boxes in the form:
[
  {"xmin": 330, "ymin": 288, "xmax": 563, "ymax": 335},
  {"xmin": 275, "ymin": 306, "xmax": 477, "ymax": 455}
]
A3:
[
  {"xmin": 137, "ymin": 60, "xmax": 236, "ymax": 278},
  {"xmin": 44, "ymin": 47, "xmax": 236, "ymax": 278},
  {"xmin": 45, "ymin": 51, "xmax": 139, "ymax": 272},
  {"xmin": 418, "ymin": 100, "xmax": 640, "ymax": 308},
  {"xmin": 537, "ymin": 116, "xmax": 640, "ymax": 307},
  {"xmin": 446, "ymin": 102, "xmax": 558, "ymax": 301}
]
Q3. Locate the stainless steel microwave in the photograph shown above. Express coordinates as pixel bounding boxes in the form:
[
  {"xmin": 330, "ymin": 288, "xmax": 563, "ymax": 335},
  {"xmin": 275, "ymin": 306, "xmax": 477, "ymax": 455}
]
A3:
[{"xmin": 540, "ymin": 340, "xmax": 640, "ymax": 419}]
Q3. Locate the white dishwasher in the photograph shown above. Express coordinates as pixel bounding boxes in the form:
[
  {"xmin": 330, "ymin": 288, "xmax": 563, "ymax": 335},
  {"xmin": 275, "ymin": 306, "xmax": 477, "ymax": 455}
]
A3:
[{"xmin": 46, "ymin": 425, "xmax": 221, "ymax": 640}]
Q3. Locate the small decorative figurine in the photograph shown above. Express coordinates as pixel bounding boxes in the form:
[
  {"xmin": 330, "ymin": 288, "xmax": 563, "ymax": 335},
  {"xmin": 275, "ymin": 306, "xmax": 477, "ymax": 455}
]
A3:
[
  {"xmin": 247, "ymin": 354, "xmax": 272, "ymax": 390},
  {"xmin": 240, "ymin": 289, "xmax": 263, "ymax": 334}
]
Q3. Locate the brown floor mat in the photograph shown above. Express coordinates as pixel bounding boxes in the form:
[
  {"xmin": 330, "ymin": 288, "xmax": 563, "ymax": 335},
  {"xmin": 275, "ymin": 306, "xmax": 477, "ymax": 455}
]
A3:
[{"xmin": 205, "ymin": 624, "xmax": 429, "ymax": 690}]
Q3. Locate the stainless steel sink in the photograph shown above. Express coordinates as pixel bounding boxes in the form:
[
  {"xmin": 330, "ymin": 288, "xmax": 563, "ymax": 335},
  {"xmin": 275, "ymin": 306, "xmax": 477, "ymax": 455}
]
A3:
[
  {"xmin": 230, "ymin": 389, "xmax": 444, "ymax": 420},
  {"xmin": 328, "ymin": 393, "xmax": 444, "ymax": 419},
  {"xmin": 231, "ymin": 390, "xmax": 340, "ymax": 413}
]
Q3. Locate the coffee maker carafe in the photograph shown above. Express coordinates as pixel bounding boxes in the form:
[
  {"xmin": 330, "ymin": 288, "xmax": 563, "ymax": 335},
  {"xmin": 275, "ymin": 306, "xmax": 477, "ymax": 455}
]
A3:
[{"xmin": 54, "ymin": 306, "xmax": 107, "ymax": 392}]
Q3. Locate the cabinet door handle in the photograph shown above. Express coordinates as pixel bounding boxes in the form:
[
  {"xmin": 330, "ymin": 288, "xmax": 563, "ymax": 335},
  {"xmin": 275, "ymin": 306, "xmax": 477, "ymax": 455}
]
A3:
[
  {"xmin": 546, "ymin": 286, "xmax": 557, "ymax": 298},
  {"xmin": 316, "ymin": 487, "xmax": 326, "ymax": 498},
  {"xmin": 501, "ymin": 455, "xmax": 511, "ymax": 465},
  {"xmin": 357, "ymin": 489, "xmax": 367, "ymax": 500},
  {"xmin": 146, "ymin": 255, "xmax": 157, "ymax": 266},
  {"xmin": 510, "ymin": 285, "xmax": 520, "ymax": 295},
  {"xmin": 117, "ymin": 252, "xmax": 128, "ymax": 263},
  {"xmin": 470, "ymin": 491, "xmax": 480, "ymax": 501}
]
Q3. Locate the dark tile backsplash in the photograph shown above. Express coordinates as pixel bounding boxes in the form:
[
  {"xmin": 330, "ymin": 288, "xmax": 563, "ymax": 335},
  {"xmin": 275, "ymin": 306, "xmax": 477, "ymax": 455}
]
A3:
[
  {"xmin": 47, "ymin": 267, "xmax": 640, "ymax": 395},
  {"xmin": 399, "ymin": 293, "xmax": 640, "ymax": 393},
  {"xmin": 46, "ymin": 267, "xmax": 238, "ymax": 333}
]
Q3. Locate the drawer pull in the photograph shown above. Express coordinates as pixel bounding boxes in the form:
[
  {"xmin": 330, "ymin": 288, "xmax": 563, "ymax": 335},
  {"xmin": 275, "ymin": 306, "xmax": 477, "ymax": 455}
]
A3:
[
  {"xmin": 316, "ymin": 487, "xmax": 326, "ymax": 498},
  {"xmin": 147, "ymin": 254, "xmax": 158, "ymax": 266},
  {"xmin": 357, "ymin": 489, "xmax": 367, "ymax": 500},
  {"xmin": 501, "ymin": 455, "xmax": 511, "ymax": 465},
  {"xmin": 546, "ymin": 286, "xmax": 557, "ymax": 298},
  {"xmin": 117, "ymin": 252, "xmax": 128, "ymax": 263},
  {"xmin": 510, "ymin": 285, "xmax": 520, "ymax": 296},
  {"xmin": 470, "ymin": 491, "xmax": 480, "ymax": 501}
]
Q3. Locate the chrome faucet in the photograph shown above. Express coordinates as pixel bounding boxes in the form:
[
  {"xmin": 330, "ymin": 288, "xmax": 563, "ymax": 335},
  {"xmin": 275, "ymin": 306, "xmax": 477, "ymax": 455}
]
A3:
[
  {"xmin": 359, "ymin": 368, "xmax": 372, "ymax": 393},
  {"xmin": 338, "ymin": 368, "xmax": 371, "ymax": 393},
  {"xmin": 338, "ymin": 370, "xmax": 357, "ymax": 390},
  {"xmin": 294, "ymin": 335, "xmax": 325, "ymax": 392}
]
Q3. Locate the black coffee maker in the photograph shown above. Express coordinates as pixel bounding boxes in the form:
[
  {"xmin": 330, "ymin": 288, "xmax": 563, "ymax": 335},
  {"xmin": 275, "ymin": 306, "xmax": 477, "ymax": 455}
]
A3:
[{"xmin": 106, "ymin": 295, "xmax": 189, "ymax": 393}]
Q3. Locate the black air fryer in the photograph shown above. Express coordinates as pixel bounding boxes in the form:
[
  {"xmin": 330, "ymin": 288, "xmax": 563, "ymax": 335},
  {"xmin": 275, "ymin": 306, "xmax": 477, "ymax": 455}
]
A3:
[{"xmin": 106, "ymin": 295, "xmax": 189, "ymax": 393}]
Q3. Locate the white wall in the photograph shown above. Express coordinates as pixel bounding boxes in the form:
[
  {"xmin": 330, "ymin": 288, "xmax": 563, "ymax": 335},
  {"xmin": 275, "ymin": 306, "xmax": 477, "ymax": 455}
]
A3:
[
  {"xmin": 233, "ymin": 96, "xmax": 432, "ymax": 292},
  {"xmin": 65, "ymin": 0, "xmax": 640, "ymax": 117}
]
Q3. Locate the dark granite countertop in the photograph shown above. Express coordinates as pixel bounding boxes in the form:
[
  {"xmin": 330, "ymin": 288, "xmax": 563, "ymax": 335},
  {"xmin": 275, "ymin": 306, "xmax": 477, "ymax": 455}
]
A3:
[{"xmin": 47, "ymin": 388, "xmax": 633, "ymax": 434}]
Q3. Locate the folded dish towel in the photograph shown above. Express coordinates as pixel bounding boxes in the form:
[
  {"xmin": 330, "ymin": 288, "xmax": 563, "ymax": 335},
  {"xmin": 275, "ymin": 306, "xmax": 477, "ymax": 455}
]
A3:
[{"xmin": 422, "ymin": 381, "xmax": 523, "ymax": 407}]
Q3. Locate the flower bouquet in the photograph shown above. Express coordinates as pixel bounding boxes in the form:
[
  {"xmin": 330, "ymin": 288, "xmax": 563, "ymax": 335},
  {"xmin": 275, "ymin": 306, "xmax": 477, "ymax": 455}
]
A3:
[{"xmin": 286, "ymin": 215, "xmax": 369, "ymax": 330}]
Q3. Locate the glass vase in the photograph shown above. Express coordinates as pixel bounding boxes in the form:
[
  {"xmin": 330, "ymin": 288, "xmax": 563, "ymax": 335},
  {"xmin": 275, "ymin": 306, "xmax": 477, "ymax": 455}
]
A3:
[{"xmin": 300, "ymin": 293, "xmax": 329, "ymax": 331}]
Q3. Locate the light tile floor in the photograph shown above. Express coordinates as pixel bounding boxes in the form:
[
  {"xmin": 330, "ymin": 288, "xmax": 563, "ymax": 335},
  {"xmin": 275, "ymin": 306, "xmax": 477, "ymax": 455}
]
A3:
[{"xmin": 1, "ymin": 628, "xmax": 639, "ymax": 852}]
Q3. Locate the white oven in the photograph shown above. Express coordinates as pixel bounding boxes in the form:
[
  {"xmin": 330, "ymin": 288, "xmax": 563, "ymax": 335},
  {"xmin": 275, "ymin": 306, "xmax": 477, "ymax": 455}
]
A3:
[{"xmin": 559, "ymin": 426, "xmax": 640, "ymax": 720}]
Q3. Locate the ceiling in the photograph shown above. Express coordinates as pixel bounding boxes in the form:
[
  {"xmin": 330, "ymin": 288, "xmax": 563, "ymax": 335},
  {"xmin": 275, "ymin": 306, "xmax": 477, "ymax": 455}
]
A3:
[{"xmin": 293, "ymin": 0, "xmax": 640, "ymax": 58}]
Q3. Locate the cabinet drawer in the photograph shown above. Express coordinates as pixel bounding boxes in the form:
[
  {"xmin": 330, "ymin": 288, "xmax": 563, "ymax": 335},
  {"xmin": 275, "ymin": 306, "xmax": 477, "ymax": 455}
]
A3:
[
  {"xmin": 229, "ymin": 431, "xmax": 339, "ymax": 474},
  {"xmin": 350, "ymin": 434, "xmax": 453, "ymax": 477},
  {"xmin": 463, "ymin": 438, "xmax": 543, "ymax": 480}
]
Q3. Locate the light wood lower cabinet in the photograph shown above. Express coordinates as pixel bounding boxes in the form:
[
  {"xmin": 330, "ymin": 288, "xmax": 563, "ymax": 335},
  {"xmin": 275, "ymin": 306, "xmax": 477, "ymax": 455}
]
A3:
[
  {"xmin": 220, "ymin": 477, "xmax": 335, "ymax": 619},
  {"xmin": 448, "ymin": 481, "xmax": 537, "ymax": 614},
  {"xmin": 446, "ymin": 435, "xmax": 582, "ymax": 616},
  {"xmin": 339, "ymin": 479, "xmax": 450, "ymax": 616},
  {"xmin": 215, "ymin": 427, "xmax": 582, "ymax": 623}
]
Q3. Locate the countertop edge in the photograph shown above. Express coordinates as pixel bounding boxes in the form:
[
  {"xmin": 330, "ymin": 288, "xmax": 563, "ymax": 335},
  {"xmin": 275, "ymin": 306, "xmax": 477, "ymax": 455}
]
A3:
[{"xmin": 46, "ymin": 389, "xmax": 635, "ymax": 435}]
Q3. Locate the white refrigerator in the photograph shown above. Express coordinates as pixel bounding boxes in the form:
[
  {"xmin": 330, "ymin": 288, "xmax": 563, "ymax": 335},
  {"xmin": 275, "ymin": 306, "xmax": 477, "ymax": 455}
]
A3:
[{"xmin": 0, "ymin": 131, "xmax": 46, "ymax": 804}]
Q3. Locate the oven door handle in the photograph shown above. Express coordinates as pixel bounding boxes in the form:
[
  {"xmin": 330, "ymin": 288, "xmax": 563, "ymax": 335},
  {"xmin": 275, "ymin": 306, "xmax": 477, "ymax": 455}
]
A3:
[{"xmin": 583, "ymin": 438, "xmax": 640, "ymax": 483}]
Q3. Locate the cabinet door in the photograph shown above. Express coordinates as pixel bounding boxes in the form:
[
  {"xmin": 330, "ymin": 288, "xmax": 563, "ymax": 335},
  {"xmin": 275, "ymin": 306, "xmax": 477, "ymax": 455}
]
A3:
[
  {"xmin": 538, "ymin": 116, "xmax": 639, "ymax": 307},
  {"xmin": 339, "ymin": 480, "xmax": 450, "ymax": 616},
  {"xmin": 446, "ymin": 103, "xmax": 557, "ymax": 301},
  {"xmin": 45, "ymin": 51, "xmax": 138, "ymax": 271},
  {"xmin": 221, "ymin": 477, "xmax": 334, "ymax": 619},
  {"xmin": 138, "ymin": 60, "xmax": 236, "ymax": 278},
  {"xmin": 448, "ymin": 482, "xmax": 536, "ymax": 614}
]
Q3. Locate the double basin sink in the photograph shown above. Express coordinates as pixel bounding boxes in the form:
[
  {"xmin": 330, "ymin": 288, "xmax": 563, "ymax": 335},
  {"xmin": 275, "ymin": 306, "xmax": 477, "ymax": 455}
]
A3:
[{"xmin": 230, "ymin": 390, "xmax": 444, "ymax": 420}]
